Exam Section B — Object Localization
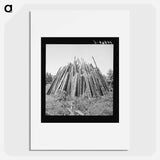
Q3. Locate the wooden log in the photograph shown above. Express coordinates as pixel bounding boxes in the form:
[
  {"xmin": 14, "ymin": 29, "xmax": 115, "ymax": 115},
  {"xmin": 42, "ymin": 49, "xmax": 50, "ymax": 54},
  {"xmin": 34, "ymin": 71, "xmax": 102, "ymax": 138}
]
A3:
[
  {"xmin": 78, "ymin": 74, "xmax": 81, "ymax": 96},
  {"xmin": 84, "ymin": 73, "xmax": 92, "ymax": 97},
  {"xmin": 66, "ymin": 73, "xmax": 71, "ymax": 94},
  {"xmin": 47, "ymin": 67, "xmax": 63, "ymax": 95},
  {"xmin": 92, "ymin": 56, "xmax": 109, "ymax": 93},
  {"xmin": 75, "ymin": 110, "xmax": 84, "ymax": 115},
  {"xmin": 71, "ymin": 73, "xmax": 78, "ymax": 97},
  {"xmin": 46, "ymin": 76, "xmax": 56, "ymax": 95},
  {"xmin": 92, "ymin": 56, "xmax": 98, "ymax": 68},
  {"xmin": 81, "ymin": 75, "xmax": 85, "ymax": 96},
  {"xmin": 96, "ymin": 70, "xmax": 108, "ymax": 94},
  {"xmin": 89, "ymin": 74, "xmax": 97, "ymax": 97},
  {"xmin": 55, "ymin": 65, "xmax": 68, "ymax": 94},
  {"xmin": 93, "ymin": 71, "xmax": 103, "ymax": 96},
  {"xmin": 67, "ymin": 65, "xmax": 74, "ymax": 94},
  {"xmin": 47, "ymin": 57, "xmax": 108, "ymax": 97},
  {"xmin": 61, "ymin": 72, "xmax": 69, "ymax": 91},
  {"xmin": 53, "ymin": 67, "xmax": 67, "ymax": 93},
  {"xmin": 90, "ymin": 72, "xmax": 101, "ymax": 96}
]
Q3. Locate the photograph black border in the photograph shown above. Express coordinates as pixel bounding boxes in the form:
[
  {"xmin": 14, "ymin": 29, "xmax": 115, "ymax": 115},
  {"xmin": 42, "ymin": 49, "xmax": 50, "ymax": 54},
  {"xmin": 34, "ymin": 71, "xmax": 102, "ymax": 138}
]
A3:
[{"xmin": 41, "ymin": 37, "xmax": 119, "ymax": 123}]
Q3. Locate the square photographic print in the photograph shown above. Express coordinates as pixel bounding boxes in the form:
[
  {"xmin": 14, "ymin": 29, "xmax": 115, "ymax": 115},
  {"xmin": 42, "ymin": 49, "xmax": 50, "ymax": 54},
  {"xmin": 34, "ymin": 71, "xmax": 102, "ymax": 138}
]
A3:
[{"xmin": 41, "ymin": 37, "xmax": 119, "ymax": 123}]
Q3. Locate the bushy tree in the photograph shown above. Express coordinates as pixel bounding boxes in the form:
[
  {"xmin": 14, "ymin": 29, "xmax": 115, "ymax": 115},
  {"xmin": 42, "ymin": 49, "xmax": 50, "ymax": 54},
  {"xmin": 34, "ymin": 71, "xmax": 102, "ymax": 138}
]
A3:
[
  {"xmin": 106, "ymin": 69, "xmax": 113, "ymax": 91},
  {"xmin": 46, "ymin": 72, "xmax": 53, "ymax": 84}
]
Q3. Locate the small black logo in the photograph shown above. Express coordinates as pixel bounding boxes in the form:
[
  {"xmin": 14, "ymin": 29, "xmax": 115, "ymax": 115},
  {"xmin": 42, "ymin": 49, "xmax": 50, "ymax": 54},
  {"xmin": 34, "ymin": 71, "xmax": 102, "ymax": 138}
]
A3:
[{"xmin": 4, "ymin": 4, "xmax": 12, "ymax": 13}]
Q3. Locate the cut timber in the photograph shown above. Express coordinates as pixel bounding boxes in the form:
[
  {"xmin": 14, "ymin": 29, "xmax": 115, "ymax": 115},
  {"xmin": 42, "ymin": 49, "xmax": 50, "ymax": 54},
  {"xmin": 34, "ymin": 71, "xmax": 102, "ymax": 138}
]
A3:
[{"xmin": 47, "ymin": 57, "xmax": 109, "ymax": 97}]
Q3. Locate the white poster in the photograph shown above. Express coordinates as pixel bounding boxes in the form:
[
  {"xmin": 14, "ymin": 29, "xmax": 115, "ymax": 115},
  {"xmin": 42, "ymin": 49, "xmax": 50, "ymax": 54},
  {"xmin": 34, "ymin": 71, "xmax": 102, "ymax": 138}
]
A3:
[{"xmin": 30, "ymin": 10, "xmax": 129, "ymax": 150}]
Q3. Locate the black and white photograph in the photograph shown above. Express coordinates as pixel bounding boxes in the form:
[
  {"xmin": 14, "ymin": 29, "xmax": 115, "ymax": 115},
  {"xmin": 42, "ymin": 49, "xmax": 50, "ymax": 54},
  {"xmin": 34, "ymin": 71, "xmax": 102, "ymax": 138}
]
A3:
[
  {"xmin": 31, "ymin": 10, "xmax": 129, "ymax": 149},
  {"xmin": 41, "ymin": 37, "xmax": 119, "ymax": 122}
]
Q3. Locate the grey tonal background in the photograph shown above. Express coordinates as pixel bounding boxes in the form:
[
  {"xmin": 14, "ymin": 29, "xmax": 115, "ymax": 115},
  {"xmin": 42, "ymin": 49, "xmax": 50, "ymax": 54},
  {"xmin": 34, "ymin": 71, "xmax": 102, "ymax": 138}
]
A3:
[{"xmin": 4, "ymin": 4, "xmax": 156, "ymax": 157}]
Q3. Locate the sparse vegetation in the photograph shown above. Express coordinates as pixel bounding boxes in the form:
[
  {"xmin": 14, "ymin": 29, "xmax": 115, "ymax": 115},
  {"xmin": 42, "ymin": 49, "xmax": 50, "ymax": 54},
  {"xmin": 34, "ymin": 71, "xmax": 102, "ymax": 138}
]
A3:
[
  {"xmin": 46, "ymin": 89, "xmax": 113, "ymax": 116},
  {"xmin": 106, "ymin": 69, "xmax": 113, "ymax": 92},
  {"xmin": 46, "ymin": 72, "xmax": 53, "ymax": 84},
  {"xmin": 46, "ymin": 58, "xmax": 113, "ymax": 116}
]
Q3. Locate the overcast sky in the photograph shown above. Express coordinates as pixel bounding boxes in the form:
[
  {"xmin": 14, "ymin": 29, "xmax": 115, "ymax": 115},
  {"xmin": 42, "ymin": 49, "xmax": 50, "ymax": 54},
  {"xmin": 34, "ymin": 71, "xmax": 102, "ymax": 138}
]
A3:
[{"xmin": 46, "ymin": 44, "xmax": 113, "ymax": 75}]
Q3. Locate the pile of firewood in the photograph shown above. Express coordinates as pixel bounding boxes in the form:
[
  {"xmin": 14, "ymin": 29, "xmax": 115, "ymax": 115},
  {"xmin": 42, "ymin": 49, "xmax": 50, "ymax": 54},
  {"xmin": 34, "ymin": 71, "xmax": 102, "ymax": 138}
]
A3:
[{"xmin": 47, "ymin": 57, "xmax": 109, "ymax": 98}]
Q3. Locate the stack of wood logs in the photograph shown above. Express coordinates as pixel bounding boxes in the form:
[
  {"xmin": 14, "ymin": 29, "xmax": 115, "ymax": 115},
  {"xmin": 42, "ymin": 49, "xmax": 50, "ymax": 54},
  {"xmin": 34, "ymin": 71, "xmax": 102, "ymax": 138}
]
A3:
[{"xmin": 47, "ymin": 57, "xmax": 109, "ymax": 98}]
